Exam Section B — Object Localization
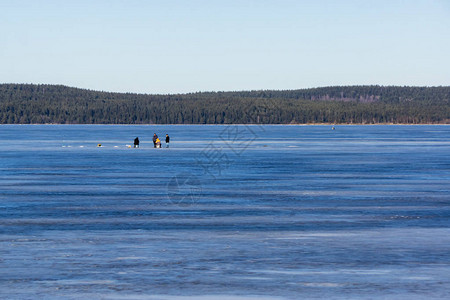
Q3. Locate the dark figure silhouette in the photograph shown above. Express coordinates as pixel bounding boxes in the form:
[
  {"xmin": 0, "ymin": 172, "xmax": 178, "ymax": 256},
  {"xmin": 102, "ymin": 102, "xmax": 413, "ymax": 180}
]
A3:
[
  {"xmin": 134, "ymin": 137, "xmax": 140, "ymax": 148},
  {"xmin": 152, "ymin": 133, "xmax": 158, "ymax": 148}
]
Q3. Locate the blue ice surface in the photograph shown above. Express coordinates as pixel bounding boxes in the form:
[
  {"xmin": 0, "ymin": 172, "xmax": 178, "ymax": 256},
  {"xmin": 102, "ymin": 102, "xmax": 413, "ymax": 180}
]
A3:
[{"xmin": 0, "ymin": 124, "xmax": 449, "ymax": 299}]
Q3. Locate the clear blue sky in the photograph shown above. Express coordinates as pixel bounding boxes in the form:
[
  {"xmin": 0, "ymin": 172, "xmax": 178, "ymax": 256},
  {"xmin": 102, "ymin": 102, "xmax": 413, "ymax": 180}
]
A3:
[{"xmin": 1, "ymin": 0, "xmax": 449, "ymax": 94}]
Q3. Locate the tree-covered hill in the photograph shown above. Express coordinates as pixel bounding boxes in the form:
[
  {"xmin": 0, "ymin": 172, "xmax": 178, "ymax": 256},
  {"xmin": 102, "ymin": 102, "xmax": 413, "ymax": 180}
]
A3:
[{"xmin": 0, "ymin": 84, "xmax": 448, "ymax": 124}]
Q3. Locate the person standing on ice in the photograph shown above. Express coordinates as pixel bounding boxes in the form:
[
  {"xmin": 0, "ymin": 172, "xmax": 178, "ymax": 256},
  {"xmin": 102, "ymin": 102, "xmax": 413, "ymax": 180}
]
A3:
[
  {"xmin": 165, "ymin": 134, "xmax": 170, "ymax": 148},
  {"xmin": 134, "ymin": 137, "xmax": 140, "ymax": 148},
  {"xmin": 152, "ymin": 133, "xmax": 158, "ymax": 148}
]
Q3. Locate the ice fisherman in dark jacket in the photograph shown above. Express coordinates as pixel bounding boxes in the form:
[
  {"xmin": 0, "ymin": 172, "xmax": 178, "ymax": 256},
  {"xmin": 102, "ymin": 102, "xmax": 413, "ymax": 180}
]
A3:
[{"xmin": 152, "ymin": 133, "xmax": 158, "ymax": 148}]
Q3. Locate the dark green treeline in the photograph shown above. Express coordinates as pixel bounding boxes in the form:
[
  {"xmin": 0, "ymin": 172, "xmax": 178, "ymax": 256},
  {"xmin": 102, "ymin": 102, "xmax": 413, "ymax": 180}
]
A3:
[{"xmin": 0, "ymin": 84, "xmax": 448, "ymax": 124}]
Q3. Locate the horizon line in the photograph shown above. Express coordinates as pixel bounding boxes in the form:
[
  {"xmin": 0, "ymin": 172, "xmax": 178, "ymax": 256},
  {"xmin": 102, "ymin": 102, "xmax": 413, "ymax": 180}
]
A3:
[{"xmin": 1, "ymin": 82, "xmax": 449, "ymax": 96}]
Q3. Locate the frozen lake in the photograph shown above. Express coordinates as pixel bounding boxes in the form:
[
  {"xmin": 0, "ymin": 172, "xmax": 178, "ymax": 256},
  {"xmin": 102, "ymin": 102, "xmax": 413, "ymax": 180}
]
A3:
[{"xmin": 0, "ymin": 125, "xmax": 449, "ymax": 299}]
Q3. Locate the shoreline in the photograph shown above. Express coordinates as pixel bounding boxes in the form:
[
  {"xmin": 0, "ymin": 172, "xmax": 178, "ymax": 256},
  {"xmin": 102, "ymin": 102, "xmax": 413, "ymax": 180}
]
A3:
[{"xmin": 1, "ymin": 123, "xmax": 449, "ymax": 126}]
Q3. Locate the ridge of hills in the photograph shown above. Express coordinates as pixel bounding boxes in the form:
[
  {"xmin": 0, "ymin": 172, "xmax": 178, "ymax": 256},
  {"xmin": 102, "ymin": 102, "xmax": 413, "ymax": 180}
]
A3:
[{"xmin": 0, "ymin": 84, "xmax": 449, "ymax": 124}]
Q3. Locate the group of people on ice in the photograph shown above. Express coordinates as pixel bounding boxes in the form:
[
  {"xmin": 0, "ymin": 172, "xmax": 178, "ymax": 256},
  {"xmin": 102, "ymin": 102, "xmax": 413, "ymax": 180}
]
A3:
[{"xmin": 133, "ymin": 133, "xmax": 169, "ymax": 148}]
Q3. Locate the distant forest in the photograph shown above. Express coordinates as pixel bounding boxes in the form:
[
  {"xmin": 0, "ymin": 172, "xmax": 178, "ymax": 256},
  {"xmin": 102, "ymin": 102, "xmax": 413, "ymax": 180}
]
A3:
[{"xmin": 0, "ymin": 84, "xmax": 449, "ymax": 124}]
